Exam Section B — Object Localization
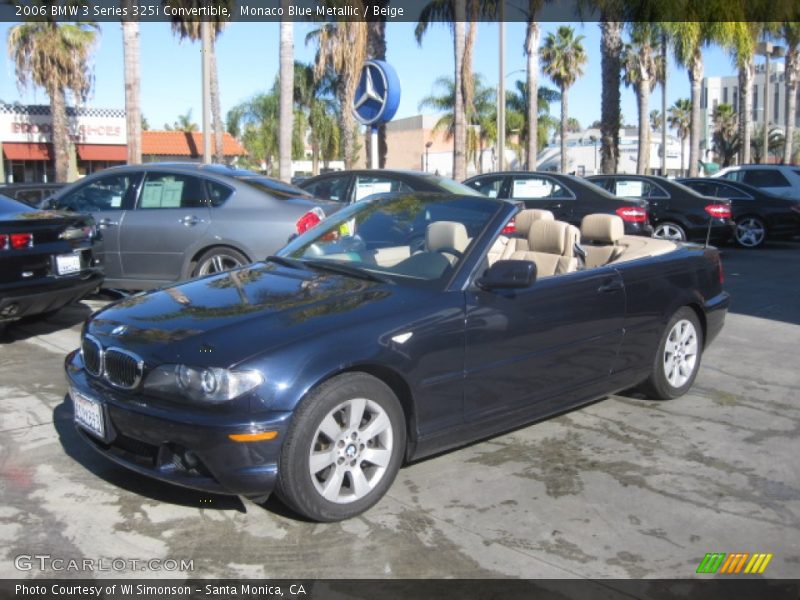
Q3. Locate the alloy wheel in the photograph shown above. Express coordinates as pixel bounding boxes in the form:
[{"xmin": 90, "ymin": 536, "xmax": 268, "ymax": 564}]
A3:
[
  {"xmin": 308, "ymin": 397, "xmax": 394, "ymax": 504},
  {"xmin": 653, "ymin": 223, "xmax": 686, "ymax": 241},
  {"xmin": 196, "ymin": 254, "xmax": 244, "ymax": 276},
  {"xmin": 663, "ymin": 319, "xmax": 698, "ymax": 388},
  {"xmin": 735, "ymin": 217, "xmax": 766, "ymax": 248}
]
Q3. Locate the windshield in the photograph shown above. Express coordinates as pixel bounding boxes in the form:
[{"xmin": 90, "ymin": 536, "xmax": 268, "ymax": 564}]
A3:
[
  {"xmin": 425, "ymin": 175, "xmax": 485, "ymax": 197},
  {"xmin": 237, "ymin": 176, "xmax": 312, "ymax": 199},
  {"xmin": 279, "ymin": 194, "xmax": 502, "ymax": 285}
]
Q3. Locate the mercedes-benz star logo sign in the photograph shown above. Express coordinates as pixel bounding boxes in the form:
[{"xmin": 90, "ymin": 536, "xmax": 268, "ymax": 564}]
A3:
[
  {"xmin": 353, "ymin": 64, "xmax": 385, "ymax": 112},
  {"xmin": 352, "ymin": 60, "xmax": 400, "ymax": 127}
]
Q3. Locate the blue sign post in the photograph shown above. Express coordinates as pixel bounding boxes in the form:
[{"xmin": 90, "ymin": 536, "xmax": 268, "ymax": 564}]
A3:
[{"xmin": 353, "ymin": 60, "xmax": 401, "ymax": 168}]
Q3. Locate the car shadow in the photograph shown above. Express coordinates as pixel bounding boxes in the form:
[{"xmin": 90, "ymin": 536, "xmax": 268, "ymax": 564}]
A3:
[
  {"xmin": 0, "ymin": 302, "xmax": 93, "ymax": 344},
  {"xmin": 53, "ymin": 396, "xmax": 247, "ymax": 513}
]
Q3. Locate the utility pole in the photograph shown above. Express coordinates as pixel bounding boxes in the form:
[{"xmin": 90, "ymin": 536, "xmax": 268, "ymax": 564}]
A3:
[{"xmin": 497, "ymin": 5, "xmax": 505, "ymax": 171}]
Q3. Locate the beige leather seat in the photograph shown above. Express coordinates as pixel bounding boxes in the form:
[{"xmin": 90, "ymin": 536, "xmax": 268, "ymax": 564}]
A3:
[
  {"xmin": 426, "ymin": 221, "xmax": 469, "ymax": 264},
  {"xmin": 510, "ymin": 209, "xmax": 555, "ymax": 252},
  {"xmin": 580, "ymin": 214, "xmax": 625, "ymax": 268},
  {"xmin": 510, "ymin": 219, "xmax": 579, "ymax": 276}
]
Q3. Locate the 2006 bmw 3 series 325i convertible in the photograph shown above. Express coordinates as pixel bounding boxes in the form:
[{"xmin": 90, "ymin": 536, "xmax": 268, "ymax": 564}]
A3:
[{"xmin": 65, "ymin": 193, "xmax": 729, "ymax": 521}]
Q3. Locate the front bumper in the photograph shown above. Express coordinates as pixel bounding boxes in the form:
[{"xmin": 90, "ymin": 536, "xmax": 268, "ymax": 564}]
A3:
[
  {"xmin": 0, "ymin": 271, "xmax": 103, "ymax": 322},
  {"xmin": 65, "ymin": 350, "xmax": 291, "ymax": 498}
]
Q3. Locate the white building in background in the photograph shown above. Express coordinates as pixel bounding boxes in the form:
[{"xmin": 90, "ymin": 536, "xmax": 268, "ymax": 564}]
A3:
[
  {"xmin": 535, "ymin": 128, "xmax": 686, "ymax": 176},
  {"xmin": 702, "ymin": 62, "xmax": 800, "ymax": 155}
]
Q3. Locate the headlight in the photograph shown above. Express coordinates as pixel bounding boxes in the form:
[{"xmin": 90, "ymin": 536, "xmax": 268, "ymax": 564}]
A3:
[{"xmin": 144, "ymin": 364, "xmax": 263, "ymax": 403}]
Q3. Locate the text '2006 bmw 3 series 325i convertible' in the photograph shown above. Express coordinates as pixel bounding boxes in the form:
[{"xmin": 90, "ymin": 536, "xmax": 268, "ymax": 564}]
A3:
[{"xmin": 65, "ymin": 192, "xmax": 729, "ymax": 522}]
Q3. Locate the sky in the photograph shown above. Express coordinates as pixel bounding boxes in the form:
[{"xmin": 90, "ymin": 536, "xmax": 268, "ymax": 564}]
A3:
[{"xmin": 0, "ymin": 20, "xmax": 744, "ymax": 133}]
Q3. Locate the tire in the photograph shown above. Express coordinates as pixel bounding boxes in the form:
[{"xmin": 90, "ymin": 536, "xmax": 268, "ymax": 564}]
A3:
[
  {"xmin": 191, "ymin": 247, "xmax": 248, "ymax": 278},
  {"xmin": 653, "ymin": 222, "xmax": 687, "ymax": 242},
  {"xmin": 276, "ymin": 372, "xmax": 406, "ymax": 522},
  {"xmin": 734, "ymin": 216, "xmax": 766, "ymax": 248},
  {"xmin": 641, "ymin": 307, "xmax": 704, "ymax": 400}
]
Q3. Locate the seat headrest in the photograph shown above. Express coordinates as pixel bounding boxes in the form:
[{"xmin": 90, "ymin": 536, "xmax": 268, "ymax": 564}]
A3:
[
  {"xmin": 515, "ymin": 209, "xmax": 555, "ymax": 235},
  {"xmin": 581, "ymin": 214, "xmax": 624, "ymax": 243},
  {"xmin": 528, "ymin": 220, "xmax": 569, "ymax": 255},
  {"xmin": 427, "ymin": 221, "xmax": 469, "ymax": 253}
]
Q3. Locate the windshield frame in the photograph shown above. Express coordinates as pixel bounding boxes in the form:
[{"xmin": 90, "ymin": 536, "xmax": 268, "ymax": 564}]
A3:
[{"xmin": 276, "ymin": 193, "xmax": 510, "ymax": 291}]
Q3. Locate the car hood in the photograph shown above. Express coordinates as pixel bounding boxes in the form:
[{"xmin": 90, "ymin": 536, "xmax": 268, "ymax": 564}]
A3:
[{"xmin": 86, "ymin": 262, "xmax": 403, "ymax": 366}]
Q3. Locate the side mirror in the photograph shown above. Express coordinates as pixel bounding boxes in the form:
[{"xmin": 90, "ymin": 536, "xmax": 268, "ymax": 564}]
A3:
[{"xmin": 477, "ymin": 260, "xmax": 537, "ymax": 290}]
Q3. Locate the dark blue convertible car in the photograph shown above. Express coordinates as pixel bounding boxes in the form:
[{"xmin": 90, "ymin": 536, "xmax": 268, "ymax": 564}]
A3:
[{"xmin": 65, "ymin": 193, "xmax": 729, "ymax": 521}]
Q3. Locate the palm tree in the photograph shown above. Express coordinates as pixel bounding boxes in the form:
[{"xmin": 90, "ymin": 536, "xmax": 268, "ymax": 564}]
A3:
[
  {"xmin": 306, "ymin": 18, "xmax": 368, "ymax": 169},
  {"xmin": 623, "ymin": 23, "xmax": 665, "ymax": 175},
  {"xmin": 279, "ymin": 12, "xmax": 293, "ymax": 182},
  {"xmin": 782, "ymin": 23, "xmax": 800, "ymax": 164},
  {"xmin": 666, "ymin": 21, "xmax": 738, "ymax": 176},
  {"xmin": 294, "ymin": 62, "xmax": 340, "ymax": 175},
  {"xmin": 599, "ymin": 19, "xmax": 623, "ymax": 174},
  {"xmin": 8, "ymin": 20, "xmax": 98, "ymax": 182},
  {"xmin": 121, "ymin": 0, "xmax": 141, "ymax": 164},
  {"xmin": 540, "ymin": 26, "xmax": 587, "ymax": 173},
  {"xmin": 727, "ymin": 23, "xmax": 765, "ymax": 165},
  {"xmin": 522, "ymin": 1, "xmax": 546, "ymax": 172},
  {"xmin": 650, "ymin": 110, "xmax": 663, "ymax": 132},
  {"xmin": 711, "ymin": 103, "xmax": 740, "ymax": 167},
  {"xmin": 166, "ymin": 109, "xmax": 199, "ymax": 132},
  {"xmin": 668, "ymin": 98, "xmax": 691, "ymax": 175},
  {"xmin": 166, "ymin": 1, "xmax": 232, "ymax": 163},
  {"xmin": 506, "ymin": 81, "xmax": 560, "ymax": 167},
  {"xmin": 750, "ymin": 124, "xmax": 784, "ymax": 164}
]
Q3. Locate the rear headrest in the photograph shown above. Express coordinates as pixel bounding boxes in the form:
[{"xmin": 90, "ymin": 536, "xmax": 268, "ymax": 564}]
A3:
[
  {"xmin": 528, "ymin": 220, "xmax": 569, "ymax": 255},
  {"xmin": 516, "ymin": 209, "xmax": 555, "ymax": 235},
  {"xmin": 427, "ymin": 221, "xmax": 469, "ymax": 253},
  {"xmin": 581, "ymin": 214, "xmax": 624, "ymax": 243}
]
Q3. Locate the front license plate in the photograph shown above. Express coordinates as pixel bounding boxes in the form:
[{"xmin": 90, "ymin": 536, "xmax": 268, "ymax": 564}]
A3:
[
  {"xmin": 56, "ymin": 253, "xmax": 81, "ymax": 275},
  {"xmin": 71, "ymin": 387, "xmax": 105, "ymax": 439}
]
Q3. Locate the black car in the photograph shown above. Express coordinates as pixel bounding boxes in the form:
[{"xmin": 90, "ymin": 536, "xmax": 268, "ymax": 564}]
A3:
[
  {"xmin": 0, "ymin": 194, "xmax": 103, "ymax": 329},
  {"xmin": 65, "ymin": 192, "xmax": 728, "ymax": 522},
  {"xmin": 463, "ymin": 171, "xmax": 653, "ymax": 236},
  {"xmin": 587, "ymin": 174, "xmax": 735, "ymax": 244},
  {"xmin": 0, "ymin": 182, "xmax": 65, "ymax": 207},
  {"xmin": 298, "ymin": 169, "xmax": 484, "ymax": 205},
  {"xmin": 679, "ymin": 178, "xmax": 800, "ymax": 248}
]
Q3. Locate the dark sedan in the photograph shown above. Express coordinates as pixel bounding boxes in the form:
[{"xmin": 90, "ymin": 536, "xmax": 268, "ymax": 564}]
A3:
[
  {"xmin": 43, "ymin": 163, "xmax": 338, "ymax": 290},
  {"xmin": 0, "ymin": 194, "xmax": 103, "ymax": 329},
  {"xmin": 298, "ymin": 169, "xmax": 484, "ymax": 205},
  {"xmin": 587, "ymin": 174, "xmax": 735, "ymax": 244},
  {"xmin": 679, "ymin": 178, "xmax": 800, "ymax": 248},
  {"xmin": 464, "ymin": 171, "xmax": 653, "ymax": 236},
  {"xmin": 0, "ymin": 182, "xmax": 65, "ymax": 207},
  {"xmin": 65, "ymin": 193, "xmax": 728, "ymax": 522}
]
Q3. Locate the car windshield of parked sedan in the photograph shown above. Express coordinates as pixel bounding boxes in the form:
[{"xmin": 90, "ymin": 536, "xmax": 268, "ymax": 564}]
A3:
[
  {"xmin": 424, "ymin": 175, "xmax": 486, "ymax": 197},
  {"xmin": 279, "ymin": 194, "xmax": 502, "ymax": 284}
]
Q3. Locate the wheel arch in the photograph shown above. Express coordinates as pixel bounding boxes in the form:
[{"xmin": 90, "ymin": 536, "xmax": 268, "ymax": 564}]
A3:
[{"xmin": 684, "ymin": 302, "xmax": 708, "ymax": 349}]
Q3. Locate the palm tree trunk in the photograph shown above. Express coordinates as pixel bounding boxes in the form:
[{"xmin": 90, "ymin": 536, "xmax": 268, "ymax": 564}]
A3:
[
  {"xmin": 367, "ymin": 13, "xmax": 387, "ymax": 168},
  {"xmin": 279, "ymin": 18, "xmax": 293, "ymax": 181},
  {"xmin": 636, "ymin": 81, "xmax": 650, "ymax": 174},
  {"xmin": 688, "ymin": 48, "xmax": 703, "ymax": 177},
  {"xmin": 311, "ymin": 141, "xmax": 320, "ymax": 175},
  {"xmin": 525, "ymin": 19, "xmax": 539, "ymax": 169},
  {"xmin": 453, "ymin": 16, "xmax": 467, "ymax": 180},
  {"xmin": 680, "ymin": 136, "xmax": 686, "ymax": 176},
  {"xmin": 122, "ymin": 19, "xmax": 141, "ymax": 165},
  {"xmin": 210, "ymin": 42, "xmax": 224, "ymax": 163},
  {"xmin": 739, "ymin": 61, "xmax": 753, "ymax": 164},
  {"xmin": 560, "ymin": 88, "xmax": 568, "ymax": 173},
  {"xmin": 49, "ymin": 85, "xmax": 70, "ymax": 182},
  {"xmin": 600, "ymin": 20, "xmax": 622, "ymax": 174},
  {"xmin": 783, "ymin": 46, "xmax": 798, "ymax": 164}
]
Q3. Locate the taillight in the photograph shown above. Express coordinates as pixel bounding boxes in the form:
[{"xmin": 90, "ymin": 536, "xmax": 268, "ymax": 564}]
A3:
[
  {"xmin": 705, "ymin": 204, "xmax": 731, "ymax": 220},
  {"xmin": 295, "ymin": 207, "xmax": 325, "ymax": 235},
  {"xmin": 5, "ymin": 233, "xmax": 34, "ymax": 249},
  {"xmin": 615, "ymin": 206, "xmax": 648, "ymax": 222},
  {"xmin": 501, "ymin": 219, "xmax": 516, "ymax": 234}
]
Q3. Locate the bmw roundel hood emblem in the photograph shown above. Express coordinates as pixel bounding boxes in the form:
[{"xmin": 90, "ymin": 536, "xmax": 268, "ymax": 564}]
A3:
[{"xmin": 111, "ymin": 325, "xmax": 128, "ymax": 336}]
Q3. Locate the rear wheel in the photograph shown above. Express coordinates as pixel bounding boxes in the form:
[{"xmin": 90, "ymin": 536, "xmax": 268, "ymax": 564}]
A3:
[
  {"xmin": 641, "ymin": 307, "xmax": 703, "ymax": 400},
  {"xmin": 276, "ymin": 373, "xmax": 406, "ymax": 522},
  {"xmin": 653, "ymin": 222, "xmax": 686, "ymax": 242},
  {"xmin": 734, "ymin": 216, "xmax": 766, "ymax": 248},
  {"xmin": 191, "ymin": 247, "xmax": 248, "ymax": 278}
]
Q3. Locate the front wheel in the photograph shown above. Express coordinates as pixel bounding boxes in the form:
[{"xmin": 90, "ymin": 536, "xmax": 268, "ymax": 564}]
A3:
[
  {"xmin": 653, "ymin": 222, "xmax": 687, "ymax": 242},
  {"xmin": 641, "ymin": 307, "xmax": 704, "ymax": 400},
  {"xmin": 276, "ymin": 373, "xmax": 406, "ymax": 522},
  {"xmin": 734, "ymin": 216, "xmax": 766, "ymax": 248}
]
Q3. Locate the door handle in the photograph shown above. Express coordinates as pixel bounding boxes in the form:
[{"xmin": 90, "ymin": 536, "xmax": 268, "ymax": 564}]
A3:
[
  {"xmin": 98, "ymin": 218, "xmax": 118, "ymax": 229},
  {"xmin": 597, "ymin": 280, "xmax": 623, "ymax": 293},
  {"xmin": 180, "ymin": 215, "xmax": 199, "ymax": 226}
]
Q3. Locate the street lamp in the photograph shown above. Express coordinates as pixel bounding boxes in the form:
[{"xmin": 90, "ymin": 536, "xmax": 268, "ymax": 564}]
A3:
[
  {"xmin": 756, "ymin": 41, "xmax": 784, "ymax": 164},
  {"xmin": 425, "ymin": 141, "xmax": 433, "ymax": 172}
]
